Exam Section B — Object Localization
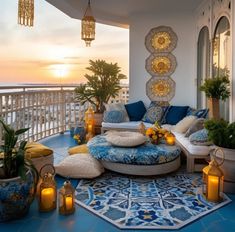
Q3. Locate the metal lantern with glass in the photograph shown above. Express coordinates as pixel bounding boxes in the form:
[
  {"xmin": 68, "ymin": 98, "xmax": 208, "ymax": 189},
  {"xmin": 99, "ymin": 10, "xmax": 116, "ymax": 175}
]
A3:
[
  {"xmin": 85, "ymin": 106, "xmax": 95, "ymax": 140},
  {"xmin": 138, "ymin": 122, "xmax": 146, "ymax": 135},
  {"xmin": 165, "ymin": 132, "xmax": 176, "ymax": 145},
  {"xmin": 38, "ymin": 165, "xmax": 57, "ymax": 212},
  {"xmin": 81, "ymin": 0, "xmax": 96, "ymax": 46},
  {"xmin": 59, "ymin": 180, "xmax": 75, "ymax": 215},
  {"xmin": 18, "ymin": 0, "xmax": 34, "ymax": 27},
  {"xmin": 202, "ymin": 148, "xmax": 224, "ymax": 202}
]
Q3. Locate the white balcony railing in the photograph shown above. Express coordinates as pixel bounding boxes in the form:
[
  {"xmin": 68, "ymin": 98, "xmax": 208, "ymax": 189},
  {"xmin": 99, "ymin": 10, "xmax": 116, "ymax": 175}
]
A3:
[{"xmin": 0, "ymin": 85, "xmax": 86, "ymax": 142}]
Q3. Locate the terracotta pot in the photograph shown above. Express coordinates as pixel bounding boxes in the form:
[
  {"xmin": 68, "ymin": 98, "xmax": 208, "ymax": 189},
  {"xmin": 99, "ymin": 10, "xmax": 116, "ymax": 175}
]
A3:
[
  {"xmin": 94, "ymin": 113, "xmax": 103, "ymax": 126},
  {"xmin": 210, "ymin": 147, "xmax": 235, "ymax": 193},
  {"xmin": 207, "ymin": 98, "xmax": 220, "ymax": 119},
  {"xmin": 0, "ymin": 171, "xmax": 35, "ymax": 222}
]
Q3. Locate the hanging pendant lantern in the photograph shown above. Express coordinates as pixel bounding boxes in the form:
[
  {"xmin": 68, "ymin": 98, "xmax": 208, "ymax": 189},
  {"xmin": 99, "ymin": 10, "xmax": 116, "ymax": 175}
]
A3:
[
  {"xmin": 81, "ymin": 0, "xmax": 96, "ymax": 46},
  {"xmin": 18, "ymin": 0, "xmax": 34, "ymax": 27}
]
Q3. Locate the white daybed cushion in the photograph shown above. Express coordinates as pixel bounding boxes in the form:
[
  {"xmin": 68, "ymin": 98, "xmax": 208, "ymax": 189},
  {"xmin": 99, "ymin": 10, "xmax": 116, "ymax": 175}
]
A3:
[
  {"xmin": 55, "ymin": 153, "xmax": 104, "ymax": 178},
  {"xmin": 102, "ymin": 121, "xmax": 152, "ymax": 130},
  {"xmin": 173, "ymin": 116, "xmax": 197, "ymax": 133},
  {"xmin": 106, "ymin": 131, "xmax": 147, "ymax": 147},
  {"xmin": 174, "ymin": 131, "xmax": 211, "ymax": 156}
]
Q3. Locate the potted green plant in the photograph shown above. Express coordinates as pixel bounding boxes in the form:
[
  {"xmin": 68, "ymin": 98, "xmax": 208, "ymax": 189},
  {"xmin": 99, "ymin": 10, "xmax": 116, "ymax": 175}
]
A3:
[
  {"xmin": 75, "ymin": 59, "xmax": 126, "ymax": 126},
  {"xmin": 200, "ymin": 75, "xmax": 230, "ymax": 119},
  {"xmin": 205, "ymin": 119, "xmax": 235, "ymax": 193},
  {"xmin": 0, "ymin": 119, "xmax": 38, "ymax": 222}
]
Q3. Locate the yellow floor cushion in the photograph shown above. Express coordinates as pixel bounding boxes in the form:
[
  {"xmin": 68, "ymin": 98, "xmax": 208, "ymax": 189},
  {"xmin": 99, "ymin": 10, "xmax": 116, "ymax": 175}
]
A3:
[
  {"xmin": 25, "ymin": 142, "xmax": 53, "ymax": 159},
  {"xmin": 68, "ymin": 144, "xmax": 89, "ymax": 155}
]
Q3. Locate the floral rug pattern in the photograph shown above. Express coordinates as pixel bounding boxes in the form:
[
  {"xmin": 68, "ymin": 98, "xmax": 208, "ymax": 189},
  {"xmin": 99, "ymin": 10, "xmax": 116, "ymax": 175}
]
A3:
[{"xmin": 75, "ymin": 172, "xmax": 231, "ymax": 230}]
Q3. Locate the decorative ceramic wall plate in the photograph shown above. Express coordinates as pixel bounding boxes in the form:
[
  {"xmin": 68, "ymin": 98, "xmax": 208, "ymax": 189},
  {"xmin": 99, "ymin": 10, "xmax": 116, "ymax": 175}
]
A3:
[
  {"xmin": 146, "ymin": 53, "xmax": 177, "ymax": 76},
  {"xmin": 146, "ymin": 76, "xmax": 175, "ymax": 102},
  {"xmin": 145, "ymin": 26, "xmax": 178, "ymax": 53}
]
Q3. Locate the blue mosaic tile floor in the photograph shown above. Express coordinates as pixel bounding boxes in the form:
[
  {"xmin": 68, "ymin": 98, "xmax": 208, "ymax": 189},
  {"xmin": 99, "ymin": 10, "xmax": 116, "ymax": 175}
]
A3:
[{"xmin": 1, "ymin": 132, "xmax": 235, "ymax": 232}]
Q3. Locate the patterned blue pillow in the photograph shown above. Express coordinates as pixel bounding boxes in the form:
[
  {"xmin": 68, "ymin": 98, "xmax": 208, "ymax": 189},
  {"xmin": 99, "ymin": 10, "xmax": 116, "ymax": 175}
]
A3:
[
  {"xmin": 103, "ymin": 110, "xmax": 125, "ymax": 123},
  {"xmin": 189, "ymin": 129, "xmax": 212, "ymax": 146},
  {"xmin": 187, "ymin": 108, "xmax": 209, "ymax": 118},
  {"xmin": 142, "ymin": 105, "xmax": 163, "ymax": 124}
]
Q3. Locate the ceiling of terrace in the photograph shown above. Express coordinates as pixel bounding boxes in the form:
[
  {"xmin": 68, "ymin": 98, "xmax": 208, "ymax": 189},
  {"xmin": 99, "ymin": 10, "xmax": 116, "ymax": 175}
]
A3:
[{"xmin": 46, "ymin": 0, "xmax": 203, "ymax": 28}]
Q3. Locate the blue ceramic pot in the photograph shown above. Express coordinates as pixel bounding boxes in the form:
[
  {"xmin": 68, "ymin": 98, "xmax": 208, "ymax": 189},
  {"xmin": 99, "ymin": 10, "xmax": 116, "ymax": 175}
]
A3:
[
  {"xmin": 70, "ymin": 127, "xmax": 75, "ymax": 137},
  {"xmin": 0, "ymin": 170, "xmax": 35, "ymax": 222},
  {"xmin": 74, "ymin": 126, "xmax": 86, "ymax": 143}
]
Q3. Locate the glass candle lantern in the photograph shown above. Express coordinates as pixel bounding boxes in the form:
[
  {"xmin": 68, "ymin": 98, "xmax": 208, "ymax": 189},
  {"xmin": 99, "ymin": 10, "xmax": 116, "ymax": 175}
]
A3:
[
  {"xmin": 138, "ymin": 122, "xmax": 146, "ymax": 135},
  {"xmin": 59, "ymin": 180, "xmax": 75, "ymax": 215},
  {"xmin": 202, "ymin": 157, "xmax": 224, "ymax": 202},
  {"xmin": 165, "ymin": 132, "xmax": 176, "ymax": 145},
  {"xmin": 38, "ymin": 172, "xmax": 57, "ymax": 212},
  {"xmin": 85, "ymin": 107, "xmax": 95, "ymax": 135}
]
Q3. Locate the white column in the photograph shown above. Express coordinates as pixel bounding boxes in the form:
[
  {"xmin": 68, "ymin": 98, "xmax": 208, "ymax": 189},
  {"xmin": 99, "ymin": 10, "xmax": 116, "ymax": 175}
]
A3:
[{"xmin": 231, "ymin": 1, "xmax": 235, "ymax": 122}]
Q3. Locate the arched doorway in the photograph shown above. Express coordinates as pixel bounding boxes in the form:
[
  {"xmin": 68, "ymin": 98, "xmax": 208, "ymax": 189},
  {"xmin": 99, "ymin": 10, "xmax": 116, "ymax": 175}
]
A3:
[
  {"xmin": 197, "ymin": 26, "xmax": 210, "ymax": 109},
  {"xmin": 213, "ymin": 16, "xmax": 231, "ymax": 120}
]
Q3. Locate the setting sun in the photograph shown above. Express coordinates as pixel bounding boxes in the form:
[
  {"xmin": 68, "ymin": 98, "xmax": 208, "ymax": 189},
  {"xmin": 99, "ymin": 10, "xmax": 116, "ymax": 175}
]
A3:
[{"xmin": 50, "ymin": 64, "xmax": 70, "ymax": 80}]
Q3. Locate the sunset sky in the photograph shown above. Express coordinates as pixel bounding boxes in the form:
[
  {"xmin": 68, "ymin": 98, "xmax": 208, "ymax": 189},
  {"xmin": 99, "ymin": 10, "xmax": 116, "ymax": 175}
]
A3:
[{"xmin": 0, "ymin": 0, "xmax": 129, "ymax": 84}]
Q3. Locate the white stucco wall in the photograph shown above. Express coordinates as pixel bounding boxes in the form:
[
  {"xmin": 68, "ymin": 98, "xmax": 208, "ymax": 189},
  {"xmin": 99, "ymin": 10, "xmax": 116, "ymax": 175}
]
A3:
[
  {"xmin": 231, "ymin": 0, "xmax": 235, "ymax": 122},
  {"xmin": 129, "ymin": 11, "xmax": 197, "ymax": 108}
]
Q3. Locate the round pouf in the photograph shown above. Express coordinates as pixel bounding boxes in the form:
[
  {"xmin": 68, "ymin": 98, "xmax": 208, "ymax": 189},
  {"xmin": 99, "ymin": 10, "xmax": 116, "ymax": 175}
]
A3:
[
  {"xmin": 106, "ymin": 131, "xmax": 147, "ymax": 147},
  {"xmin": 87, "ymin": 135, "xmax": 181, "ymax": 175}
]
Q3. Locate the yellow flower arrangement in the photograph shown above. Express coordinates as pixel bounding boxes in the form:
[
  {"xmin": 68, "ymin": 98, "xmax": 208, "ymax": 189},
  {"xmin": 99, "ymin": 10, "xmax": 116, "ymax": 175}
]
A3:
[
  {"xmin": 73, "ymin": 134, "xmax": 81, "ymax": 144},
  {"xmin": 145, "ymin": 123, "xmax": 167, "ymax": 145}
]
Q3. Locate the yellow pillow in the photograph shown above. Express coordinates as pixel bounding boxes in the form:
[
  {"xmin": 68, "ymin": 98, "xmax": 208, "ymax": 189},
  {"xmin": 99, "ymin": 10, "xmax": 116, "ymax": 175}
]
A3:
[
  {"xmin": 68, "ymin": 144, "xmax": 89, "ymax": 155},
  {"xmin": 25, "ymin": 142, "xmax": 53, "ymax": 159}
]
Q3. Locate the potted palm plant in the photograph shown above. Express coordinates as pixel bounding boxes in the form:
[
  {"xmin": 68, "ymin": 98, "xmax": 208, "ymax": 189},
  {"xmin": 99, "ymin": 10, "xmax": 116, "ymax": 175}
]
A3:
[
  {"xmin": 0, "ymin": 119, "xmax": 38, "ymax": 222},
  {"xmin": 205, "ymin": 119, "xmax": 235, "ymax": 193},
  {"xmin": 75, "ymin": 59, "xmax": 126, "ymax": 126},
  {"xmin": 200, "ymin": 75, "xmax": 230, "ymax": 119}
]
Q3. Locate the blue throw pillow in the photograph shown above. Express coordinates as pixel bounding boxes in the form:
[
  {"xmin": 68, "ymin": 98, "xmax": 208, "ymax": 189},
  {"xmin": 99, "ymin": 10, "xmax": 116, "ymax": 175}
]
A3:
[
  {"xmin": 187, "ymin": 108, "xmax": 209, "ymax": 118},
  {"xmin": 142, "ymin": 105, "xmax": 163, "ymax": 124},
  {"xmin": 125, "ymin": 101, "xmax": 146, "ymax": 121},
  {"xmin": 189, "ymin": 128, "xmax": 212, "ymax": 146},
  {"xmin": 163, "ymin": 106, "xmax": 189, "ymax": 125},
  {"xmin": 103, "ymin": 110, "xmax": 124, "ymax": 123}
]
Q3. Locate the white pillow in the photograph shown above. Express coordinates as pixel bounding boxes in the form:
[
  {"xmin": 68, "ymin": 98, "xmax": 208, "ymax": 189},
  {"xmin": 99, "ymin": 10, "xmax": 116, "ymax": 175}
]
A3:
[
  {"xmin": 106, "ymin": 131, "xmax": 147, "ymax": 147},
  {"xmin": 104, "ymin": 103, "xmax": 129, "ymax": 122},
  {"xmin": 173, "ymin": 116, "xmax": 197, "ymax": 133},
  {"xmin": 55, "ymin": 153, "xmax": 104, "ymax": 178}
]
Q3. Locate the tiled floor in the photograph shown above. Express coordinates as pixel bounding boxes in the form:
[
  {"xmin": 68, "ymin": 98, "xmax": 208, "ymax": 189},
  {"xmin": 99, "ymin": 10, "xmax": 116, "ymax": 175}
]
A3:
[{"xmin": 1, "ymin": 133, "xmax": 235, "ymax": 232}]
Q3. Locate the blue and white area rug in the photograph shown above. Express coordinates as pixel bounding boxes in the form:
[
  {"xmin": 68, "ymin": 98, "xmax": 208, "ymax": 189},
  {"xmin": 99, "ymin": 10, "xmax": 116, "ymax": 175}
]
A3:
[{"xmin": 75, "ymin": 172, "xmax": 231, "ymax": 230}]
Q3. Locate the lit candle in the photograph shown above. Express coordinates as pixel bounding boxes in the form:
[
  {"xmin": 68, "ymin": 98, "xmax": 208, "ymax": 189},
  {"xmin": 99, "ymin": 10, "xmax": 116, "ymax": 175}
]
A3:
[
  {"xmin": 208, "ymin": 175, "xmax": 219, "ymax": 202},
  {"xmin": 65, "ymin": 196, "xmax": 73, "ymax": 210},
  {"xmin": 166, "ymin": 135, "xmax": 175, "ymax": 145},
  {"xmin": 41, "ymin": 187, "xmax": 54, "ymax": 210},
  {"xmin": 88, "ymin": 124, "xmax": 93, "ymax": 133}
]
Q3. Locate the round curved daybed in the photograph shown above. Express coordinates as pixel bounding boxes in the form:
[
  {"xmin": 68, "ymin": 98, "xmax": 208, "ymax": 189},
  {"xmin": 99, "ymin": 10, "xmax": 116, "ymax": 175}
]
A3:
[{"xmin": 87, "ymin": 134, "xmax": 181, "ymax": 176}]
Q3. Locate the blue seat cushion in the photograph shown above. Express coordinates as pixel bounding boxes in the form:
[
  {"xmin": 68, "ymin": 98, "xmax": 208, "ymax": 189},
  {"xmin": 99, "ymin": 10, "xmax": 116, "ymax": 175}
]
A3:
[
  {"xmin": 125, "ymin": 101, "xmax": 146, "ymax": 121},
  {"xmin": 163, "ymin": 106, "xmax": 189, "ymax": 125},
  {"xmin": 103, "ymin": 110, "xmax": 125, "ymax": 123},
  {"xmin": 87, "ymin": 135, "xmax": 181, "ymax": 165}
]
